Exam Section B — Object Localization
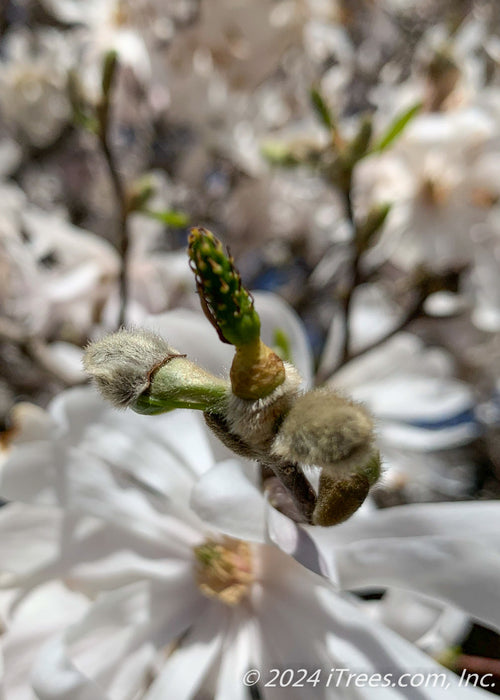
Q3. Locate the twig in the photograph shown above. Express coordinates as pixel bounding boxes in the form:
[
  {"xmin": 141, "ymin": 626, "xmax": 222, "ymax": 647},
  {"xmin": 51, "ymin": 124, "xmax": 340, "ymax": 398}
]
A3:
[
  {"xmin": 341, "ymin": 296, "xmax": 425, "ymax": 365},
  {"xmin": 204, "ymin": 411, "xmax": 317, "ymax": 524},
  {"xmin": 96, "ymin": 53, "xmax": 131, "ymax": 329},
  {"xmin": 315, "ymin": 294, "xmax": 425, "ymax": 384},
  {"xmin": 340, "ymin": 188, "xmax": 362, "ymax": 364}
]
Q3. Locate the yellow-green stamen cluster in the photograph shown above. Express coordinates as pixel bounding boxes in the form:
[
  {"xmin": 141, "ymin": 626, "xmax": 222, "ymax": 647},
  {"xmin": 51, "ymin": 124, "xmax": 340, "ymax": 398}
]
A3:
[
  {"xmin": 188, "ymin": 227, "xmax": 261, "ymax": 347},
  {"xmin": 193, "ymin": 537, "xmax": 253, "ymax": 606}
]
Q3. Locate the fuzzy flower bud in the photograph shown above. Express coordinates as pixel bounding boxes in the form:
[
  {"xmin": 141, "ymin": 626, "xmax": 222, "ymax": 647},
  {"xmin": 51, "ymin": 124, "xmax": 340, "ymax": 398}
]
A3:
[
  {"xmin": 271, "ymin": 388, "xmax": 378, "ymax": 478},
  {"xmin": 83, "ymin": 329, "xmax": 228, "ymax": 414},
  {"xmin": 313, "ymin": 468, "xmax": 374, "ymax": 527}
]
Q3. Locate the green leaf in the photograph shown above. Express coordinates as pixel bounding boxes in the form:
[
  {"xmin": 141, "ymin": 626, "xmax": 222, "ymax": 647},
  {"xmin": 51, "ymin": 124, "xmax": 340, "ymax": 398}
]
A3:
[
  {"xmin": 101, "ymin": 50, "xmax": 119, "ymax": 97},
  {"xmin": 143, "ymin": 209, "xmax": 190, "ymax": 228},
  {"xmin": 260, "ymin": 141, "xmax": 301, "ymax": 168},
  {"xmin": 372, "ymin": 103, "xmax": 422, "ymax": 153},
  {"xmin": 310, "ymin": 87, "xmax": 335, "ymax": 132}
]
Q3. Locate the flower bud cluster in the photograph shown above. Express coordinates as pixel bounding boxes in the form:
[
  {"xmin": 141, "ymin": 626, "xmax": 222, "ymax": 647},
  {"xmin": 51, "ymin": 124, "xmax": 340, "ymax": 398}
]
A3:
[{"xmin": 83, "ymin": 227, "xmax": 381, "ymax": 527}]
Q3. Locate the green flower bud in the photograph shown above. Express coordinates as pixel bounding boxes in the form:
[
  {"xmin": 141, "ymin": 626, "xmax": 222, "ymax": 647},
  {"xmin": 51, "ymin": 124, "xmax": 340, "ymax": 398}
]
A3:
[
  {"xmin": 271, "ymin": 388, "xmax": 377, "ymax": 478},
  {"xmin": 355, "ymin": 202, "xmax": 391, "ymax": 254},
  {"xmin": 83, "ymin": 329, "xmax": 228, "ymax": 413}
]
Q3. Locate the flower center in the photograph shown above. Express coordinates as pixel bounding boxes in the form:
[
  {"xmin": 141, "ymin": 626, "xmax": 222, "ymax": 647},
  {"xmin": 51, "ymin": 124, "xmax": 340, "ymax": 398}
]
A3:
[
  {"xmin": 419, "ymin": 177, "xmax": 449, "ymax": 208},
  {"xmin": 193, "ymin": 536, "xmax": 253, "ymax": 606},
  {"xmin": 112, "ymin": 0, "xmax": 131, "ymax": 26}
]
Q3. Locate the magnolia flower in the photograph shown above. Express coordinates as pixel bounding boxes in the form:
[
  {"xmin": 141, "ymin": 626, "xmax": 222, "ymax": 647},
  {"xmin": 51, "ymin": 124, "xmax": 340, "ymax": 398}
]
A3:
[
  {"xmin": 20, "ymin": 208, "xmax": 120, "ymax": 339},
  {"xmin": 1, "ymin": 299, "xmax": 499, "ymax": 699},
  {"xmin": 0, "ymin": 28, "xmax": 75, "ymax": 148},
  {"xmin": 40, "ymin": 0, "xmax": 152, "ymax": 86},
  {"xmin": 354, "ymin": 107, "xmax": 500, "ymax": 273},
  {"xmin": 1, "ymin": 386, "xmax": 498, "ymax": 700},
  {"xmin": 0, "ymin": 181, "xmax": 119, "ymax": 341}
]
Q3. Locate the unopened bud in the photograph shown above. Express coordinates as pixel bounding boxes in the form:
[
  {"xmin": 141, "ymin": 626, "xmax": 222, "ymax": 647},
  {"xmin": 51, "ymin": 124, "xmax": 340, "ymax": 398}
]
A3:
[
  {"xmin": 347, "ymin": 116, "xmax": 373, "ymax": 165},
  {"xmin": 313, "ymin": 471, "xmax": 367, "ymax": 527},
  {"xmin": 271, "ymin": 388, "xmax": 377, "ymax": 477},
  {"xmin": 126, "ymin": 176, "xmax": 155, "ymax": 213},
  {"xmin": 356, "ymin": 203, "xmax": 391, "ymax": 253},
  {"xmin": 83, "ymin": 329, "xmax": 228, "ymax": 413}
]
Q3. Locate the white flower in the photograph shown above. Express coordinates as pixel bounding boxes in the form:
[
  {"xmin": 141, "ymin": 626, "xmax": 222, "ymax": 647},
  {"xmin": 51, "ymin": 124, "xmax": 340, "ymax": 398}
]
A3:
[
  {"xmin": 0, "ymin": 181, "xmax": 120, "ymax": 340},
  {"xmin": 1, "ymin": 386, "xmax": 497, "ymax": 700},
  {"xmin": 0, "ymin": 28, "xmax": 74, "ymax": 148},
  {"xmin": 40, "ymin": 0, "xmax": 152, "ymax": 86},
  {"xmin": 1, "ymin": 300, "xmax": 499, "ymax": 698},
  {"xmin": 354, "ymin": 107, "xmax": 500, "ymax": 273}
]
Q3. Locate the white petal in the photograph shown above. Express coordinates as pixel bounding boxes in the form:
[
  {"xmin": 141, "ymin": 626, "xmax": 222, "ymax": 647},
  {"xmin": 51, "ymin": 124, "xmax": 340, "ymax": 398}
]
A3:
[
  {"xmin": 0, "ymin": 504, "xmax": 63, "ymax": 585},
  {"xmin": 336, "ymin": 537, "xmax": 500, "ymax": 634},
  {"xmin": 215, "ymin": 611, "xmax": 256, "ymax": 700},
  {"xmin": 143, "ymin": 310, "xmax": 234, "ymax": 377},
  {"xmin": 321, "ymin": 501, "xmax": 500, "ymax": 545},
  {"xmin": 145, "ymin": 603, "xmax": 228, "ymax": 700},
  {"xmin": 3, "ymin": 582, "xmax": 89, "ymax": 700},
  {"xmin": 302, "ymin": 501, "xmax": 500, "ymax": 631},
  {"xmin": 62, "ymin": 452, "xmax": 201, "ymax": 551},
  {"xmin": 253, "ymin": 291, "xmax": 314, "ymax": 387},
  {"xmin": 31, "ymin": 637, "xmax": 107, "ymax": 700},
  {"xmin": 329, "ymin": 333, "xmax": 449, "ymax": 392},
  {"xmin": 0, "ymin": 442, "xmax": 57, "ymax": 506},
  {"xmin": 265, "ymin": 502, "xmax": 333, "ymax": 580},
  {"xmin": 379, "ymin": 419, "xmax": 478, "ymax": 450},
  {"xmin": 191, "ymin": 460, "xmax": 266, "ymax": 542},
  {"xmin": 256, "ymin": 554, "xmax": 488, "ymax": 699}
]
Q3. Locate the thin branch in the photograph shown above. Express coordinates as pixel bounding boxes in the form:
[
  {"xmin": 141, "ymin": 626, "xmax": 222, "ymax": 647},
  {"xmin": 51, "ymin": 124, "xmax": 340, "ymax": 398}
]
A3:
[
  {"xmin": 341, "ymin": 296, "xmax": 425, "ymax": 366},
  {"xmin": 315, "ymin": 294, "xmax": 425, "ymax": 384},
  {"xmin": 340, "ymin": 188, "xmax": 362, "ymax": 364},
  {"xmin": 96, "ymin": 55, "xmax": 131, "ymax": 329}
]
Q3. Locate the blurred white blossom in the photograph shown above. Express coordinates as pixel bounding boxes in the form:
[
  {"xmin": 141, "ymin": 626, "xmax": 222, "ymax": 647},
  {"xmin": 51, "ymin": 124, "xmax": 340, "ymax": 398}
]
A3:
[{"xmin": 0, "ymin": 28, "xmax": 75, "ymax": 148}]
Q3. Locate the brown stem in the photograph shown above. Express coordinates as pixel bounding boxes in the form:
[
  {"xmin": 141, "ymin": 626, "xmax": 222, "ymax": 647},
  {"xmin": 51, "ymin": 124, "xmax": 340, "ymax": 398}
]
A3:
[
  {"xmin": 339, "ymin": 187, "xmax": 362, "ymax": 364},
  {"xmin": 97, "ymin": 72, "xmax": 130, "ymax": 329},
  {"xmin": 267, "ymin": 460, "xmax": 317, "ymax": 525},
  {"xmin": 341, "ymin": 296, "xmax": 425, "ymax": 366},
  {"xmin": 204, "ymin": 411, "xmax": 317, "ymax": 524}
]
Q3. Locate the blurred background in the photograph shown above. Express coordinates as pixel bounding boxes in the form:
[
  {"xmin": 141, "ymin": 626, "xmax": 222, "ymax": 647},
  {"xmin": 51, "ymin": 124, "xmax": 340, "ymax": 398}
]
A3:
[{"xmin": 1, "ymin": 0, "xmax": 500, "ymax": 686}]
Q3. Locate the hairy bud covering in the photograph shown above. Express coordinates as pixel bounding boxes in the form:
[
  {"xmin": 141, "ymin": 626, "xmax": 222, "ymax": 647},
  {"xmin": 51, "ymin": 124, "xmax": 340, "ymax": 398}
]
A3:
[
  {"xmin": 83, "ymin": 329, "xmax": 179, "ymax": 408},
  {"xmin": 271, "ymin": 388, "xmax": 376, "ymax": 476}
]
